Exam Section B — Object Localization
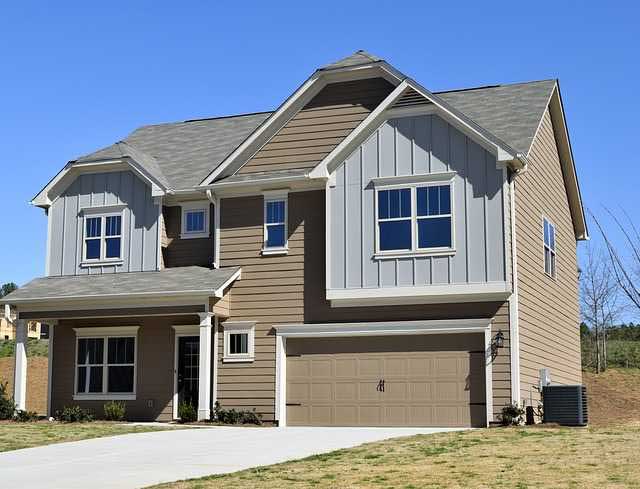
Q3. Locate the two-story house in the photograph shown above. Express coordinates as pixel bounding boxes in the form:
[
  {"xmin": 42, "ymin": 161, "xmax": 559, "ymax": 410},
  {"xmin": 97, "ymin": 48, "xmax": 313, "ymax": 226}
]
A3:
[{"xmin": 3, "ymin": 51, "xmax": 587, "ymax": 427}]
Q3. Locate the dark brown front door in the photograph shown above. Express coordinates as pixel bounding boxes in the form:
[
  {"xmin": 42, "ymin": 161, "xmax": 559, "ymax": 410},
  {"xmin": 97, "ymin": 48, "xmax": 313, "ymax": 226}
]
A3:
[{"xmin": 177, "ymin": 336, "xmax": 199, "ymax": 408}]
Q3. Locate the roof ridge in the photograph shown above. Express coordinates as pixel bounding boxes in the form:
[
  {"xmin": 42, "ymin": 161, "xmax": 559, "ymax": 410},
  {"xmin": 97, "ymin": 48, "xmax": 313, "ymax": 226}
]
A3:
[{"xmin": 434, "ymin": 78, "xmax": 556, "ymax": 95}]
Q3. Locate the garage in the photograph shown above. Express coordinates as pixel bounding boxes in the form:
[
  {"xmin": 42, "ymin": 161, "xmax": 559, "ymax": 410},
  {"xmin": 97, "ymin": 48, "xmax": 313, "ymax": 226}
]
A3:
[{"xmin": 283, "ymin": 333, "xmax": 487, "ymax": 427}]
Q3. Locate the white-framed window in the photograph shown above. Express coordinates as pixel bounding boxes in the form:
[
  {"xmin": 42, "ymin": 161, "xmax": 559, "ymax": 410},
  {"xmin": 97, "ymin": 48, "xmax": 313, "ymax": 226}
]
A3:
[
  {"xmin": 222, "ymin": 321, "xmax": 255, "ymax": 363},
  {"xmin": 374, "ymin": 176, "xmax": 454, "ymax": 257},
  {"xmin": 543, "ymin": 217, "xmax": 557, "ymax": 278},
  {"xmin": 82, "ymin": 207, "xmax": 125, "ymax": 264},
  {"xmin": 180, "ymin": 201, "xmax": 210, "ymax": 239},
  {"xmin": 73, "ymin": 326, "xmax": 138, "ymax": 400},
  {"xmin": 262, "ymin": 191, "xmax": 288, "ymax": 255}
]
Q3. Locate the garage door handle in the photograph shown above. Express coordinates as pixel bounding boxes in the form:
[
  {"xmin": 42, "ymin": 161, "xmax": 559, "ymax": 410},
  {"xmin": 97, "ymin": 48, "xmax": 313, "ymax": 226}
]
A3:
[{"xmin": 286, "ymin": 403, "xmax": 302, "ymax": 406}]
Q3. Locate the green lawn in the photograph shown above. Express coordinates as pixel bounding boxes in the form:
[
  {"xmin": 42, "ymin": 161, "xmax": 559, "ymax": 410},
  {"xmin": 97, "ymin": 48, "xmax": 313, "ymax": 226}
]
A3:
[
  {"xmin": 0, "ymin": 421, "xmax": 172, "ymax": 452},
  {"xmin": 0, "ymin": 338, "xmax": 49, "ymax": 358},
  {"xmin": 152, "ymin": 424, "xmax": 640, "ymax": 489}
]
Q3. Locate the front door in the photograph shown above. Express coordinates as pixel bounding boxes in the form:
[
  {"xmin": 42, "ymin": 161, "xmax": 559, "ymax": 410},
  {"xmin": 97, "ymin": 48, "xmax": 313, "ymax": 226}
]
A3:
[{"xmin": 177, "ymin": 336, "xmax": 200, "ymax": 408}]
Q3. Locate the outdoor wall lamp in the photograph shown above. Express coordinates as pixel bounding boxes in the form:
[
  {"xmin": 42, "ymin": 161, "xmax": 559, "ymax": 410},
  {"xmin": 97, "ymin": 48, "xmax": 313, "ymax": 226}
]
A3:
[{"xmin": 491, "ymin": 330, "xmax": 505, "ymax": 358}]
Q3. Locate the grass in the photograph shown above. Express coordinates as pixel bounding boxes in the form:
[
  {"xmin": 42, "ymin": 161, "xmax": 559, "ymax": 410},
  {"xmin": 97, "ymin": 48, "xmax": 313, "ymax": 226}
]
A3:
[
  {"xmin": 0, "ymin": 421, "xmax": 172, "ymax": 452},
  {"xmin": 151, "ymin": 424, "xmax": 640, "ymax": 489}
]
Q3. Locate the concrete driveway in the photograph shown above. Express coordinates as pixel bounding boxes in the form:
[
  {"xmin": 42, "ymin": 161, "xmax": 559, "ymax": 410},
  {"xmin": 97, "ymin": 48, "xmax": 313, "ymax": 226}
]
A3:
[{"xmin": 0, "ymin": 426, "xmax": 462, "ymax": 489}]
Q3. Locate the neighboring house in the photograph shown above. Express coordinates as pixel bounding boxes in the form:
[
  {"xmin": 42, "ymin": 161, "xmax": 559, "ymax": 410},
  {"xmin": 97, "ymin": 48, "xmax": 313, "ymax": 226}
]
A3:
[
  {"xmin": 1, "ymin": 51, "xmax": 587, "ymax": 427},
  {"xmin": 1, "ymin": 310, "xmax": 42, "ymax": 341}
]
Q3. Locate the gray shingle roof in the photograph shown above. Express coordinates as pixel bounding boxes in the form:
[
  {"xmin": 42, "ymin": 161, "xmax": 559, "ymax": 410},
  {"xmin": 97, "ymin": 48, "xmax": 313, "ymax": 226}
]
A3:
[
  {"xmin": 320, "ymin": 50, "xmax": 383, "ymax": 71},
  {"xmin": 74, "ymin": 112, "xmax": 271, "ymax": 190},
  {"xmin": 437, "ymin": 80, "xmax": 556, "ymax": 155},
  {"xmin": 1, "ymin": 266, "xmax": 240, "ymax": 303},
  {"xmin": 71, "ymin": 79, "xmax": 555, "ymax": 190}
]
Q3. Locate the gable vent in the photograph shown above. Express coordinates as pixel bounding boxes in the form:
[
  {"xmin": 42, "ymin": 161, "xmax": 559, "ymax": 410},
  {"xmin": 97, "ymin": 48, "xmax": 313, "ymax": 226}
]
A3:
[{"xmin": 393, "ymin": 88, "xmax": 431, "ymax": 108}]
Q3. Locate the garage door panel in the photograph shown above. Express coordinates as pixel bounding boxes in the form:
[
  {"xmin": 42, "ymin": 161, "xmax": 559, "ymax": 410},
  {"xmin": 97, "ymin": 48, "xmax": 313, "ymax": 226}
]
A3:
[{"xmin": 286, "ymin": 334, "xmax": 486, "ymax": 427}]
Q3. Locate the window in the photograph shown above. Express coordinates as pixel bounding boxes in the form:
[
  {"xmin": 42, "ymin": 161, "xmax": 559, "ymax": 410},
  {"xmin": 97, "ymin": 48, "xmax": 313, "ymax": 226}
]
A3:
[
  {"xmin": 83, "ymin": 213, "xmax": 122, "ymax": 262},
  {"xmin": 543, "ymin": 217, "xmax": 557, "ymax": 278},
  {"xmin": 376, "ymin": 182, "xmax": 454, "ymax": 255},
  {"xmin": 74, "ymin": 327, "xmax": 138, "ymax": 399},
  {"xmin": 262, "ymin": 193, "xmax": 288, "ymax": 254},
  {"xmin": 223, "ymin": 321, "xmax": 255, "ymax": 362},
  {"xmin": 180, "ymin": 201, "xmax": 210, "ymax": 239}
]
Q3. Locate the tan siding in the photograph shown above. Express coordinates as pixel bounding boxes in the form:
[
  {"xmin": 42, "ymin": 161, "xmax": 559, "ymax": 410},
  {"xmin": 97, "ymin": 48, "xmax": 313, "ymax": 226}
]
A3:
[
  {"xmin": 219, "ymin": 190, "xmax": 511, "ymax": 423},
  {"xmin": 515, "ymin": 108, "xmax": 582, "ymax": 406},
  {"xmin": 237, "ymin": 78, "xmax": 394, "ymax": 175},
  {"xmin": 51, "ymin": 315, "xmax": 199, "ymax": 421},
  {"xmin": 162, "ymin": 204, "xmax": 214, "ymax": 268}
]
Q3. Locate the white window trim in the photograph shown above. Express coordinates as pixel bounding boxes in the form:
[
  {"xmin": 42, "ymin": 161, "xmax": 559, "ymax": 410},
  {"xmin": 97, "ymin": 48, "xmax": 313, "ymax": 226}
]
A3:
[
  {"xmin": 222, "ymin": 321, "xmax": 255, "ymax": 363},
  {"xmin": 262, "ymin": 191, "xmax": 288, "ymax": 255},
  {"xmin": 72, "ymin": 326, "xmax": 139, "ymax": 401},
  {"xmin": 373, "ymin": 175, "xmax": 455, "ymax": 259},
  {"xmin": 542, "ymin": 216, "xmax": 557, "ymax": 279},
  {"xmin": 180, "ymin": 201, "xmax": 210, "ymax": 239},
  {"xmin": 80, "ymin": 207, "xmax": 125, "ymax": 267}
]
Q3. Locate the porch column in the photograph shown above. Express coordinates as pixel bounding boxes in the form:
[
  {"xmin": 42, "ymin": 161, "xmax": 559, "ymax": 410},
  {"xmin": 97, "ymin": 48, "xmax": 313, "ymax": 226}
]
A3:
[
  {"xmin": 13, "ymin": 319, "xmax": 28, "ymax": 411},
  {"xmin": 197, "ymin": 313, "xmax": 213, "ymax": 421},
  {"xmin": 46, "ymin": 321, "xmax": 57, "ymax": 418}
]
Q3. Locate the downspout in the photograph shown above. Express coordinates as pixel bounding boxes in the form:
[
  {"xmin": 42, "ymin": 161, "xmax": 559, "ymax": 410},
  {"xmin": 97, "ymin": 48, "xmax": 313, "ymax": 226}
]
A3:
[
  {"xmin": 206, "ymin": 190, "xmax": 220, "ymax": 269},
  {"xmin": 509, "ymin": 170, "xmax": 521, "ymax": 405}
]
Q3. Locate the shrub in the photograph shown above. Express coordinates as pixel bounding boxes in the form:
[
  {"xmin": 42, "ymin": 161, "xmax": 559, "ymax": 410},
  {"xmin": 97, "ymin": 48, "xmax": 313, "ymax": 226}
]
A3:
[
  {"xmin": 213, "ymin": 401, "xmax": 262, "ymax": 425},
  {"xmin": 178, "ymin": 402, "xmax": 197, "ymax": 423},
  {"xmin": 0, "ymin": 382, "xmax": 16, "ymax": 420},
  {"xmin": 14, "ymin": 409, "xmax": 39, "ymax": 422},
  {"xmin": 500, "ymin": 403, "xmax": 525, "ymax": 426},
  {"xmin": 56, "ymin": 405, "xmax": 94, "ymax": 423},
  {"xmin": 103, "ymin": 401, "xmax": 126, "ymax": 421}
]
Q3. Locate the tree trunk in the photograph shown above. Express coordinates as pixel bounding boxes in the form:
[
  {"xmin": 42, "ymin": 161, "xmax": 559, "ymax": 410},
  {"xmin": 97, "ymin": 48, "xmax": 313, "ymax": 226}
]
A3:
[{"xmin": 595, "ymin": 323, "xmax": 601, "ymax": 374}]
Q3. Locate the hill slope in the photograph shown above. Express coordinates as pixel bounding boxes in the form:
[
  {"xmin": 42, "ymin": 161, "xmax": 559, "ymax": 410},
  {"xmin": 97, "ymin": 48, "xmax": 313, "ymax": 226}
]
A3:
[{"xmin": 583, "ymin": 368, "xmax": 640, "ymax": 426}]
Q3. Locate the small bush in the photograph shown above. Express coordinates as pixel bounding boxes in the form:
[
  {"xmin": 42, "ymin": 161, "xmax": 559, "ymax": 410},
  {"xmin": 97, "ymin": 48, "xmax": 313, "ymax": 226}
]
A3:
[
  {"xmin": 56, "ymin": 405, "xmax": 94, "ymax": 423},
  {"xmin": 213, "ymin": 401, "xmax": 262, "ymax": 425},
  {"xmin": 0, "ymin": 382, "xmax": 16, "ymax": 420},
  {"xmin": 500, "ymin": 403, "xmax": 525, "ymax": 426},
  {"xmin": 178, "ymin": 402, "xmax": 197, "ymax": 423},
  {"xmin": 103, "ymin": 401, "xmax": 126, "ymax": 421},
  {"xmin": 14, "ymin": 409, "xmax": 39, "ymax": 422}
]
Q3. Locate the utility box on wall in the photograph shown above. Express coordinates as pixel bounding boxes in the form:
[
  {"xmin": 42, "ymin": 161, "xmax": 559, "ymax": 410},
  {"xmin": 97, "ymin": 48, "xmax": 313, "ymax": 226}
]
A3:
[{"xmin": 542, "ymin": 385, "xmax": 588, "ymax": 426}]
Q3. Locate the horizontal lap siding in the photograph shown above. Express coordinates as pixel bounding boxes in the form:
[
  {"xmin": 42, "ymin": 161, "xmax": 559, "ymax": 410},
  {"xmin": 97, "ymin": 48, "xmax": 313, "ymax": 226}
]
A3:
[
  {"xmin": 219, "ymin": 190, "xmax": 510, "ymax": 423},
  {"xmin": 51, "ymin": 315, "xmax": 199, "ymax": 421},
  {"xmin": 237, "ymin": 78, "xmax": 394, "ymax": 175},
  {"xmin": 516, "ymin": 109, "xmax": 581, "ymax": 406},
  {"xmin": 162, "ymin": 204, "xmax": 214, "ymax": 268}
]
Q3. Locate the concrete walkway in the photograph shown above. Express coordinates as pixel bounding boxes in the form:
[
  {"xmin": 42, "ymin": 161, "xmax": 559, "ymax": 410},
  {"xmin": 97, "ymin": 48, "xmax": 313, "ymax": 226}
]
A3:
[{"xmin": 0, "ymin": 426, "xmax": 461, "ymax": 488}]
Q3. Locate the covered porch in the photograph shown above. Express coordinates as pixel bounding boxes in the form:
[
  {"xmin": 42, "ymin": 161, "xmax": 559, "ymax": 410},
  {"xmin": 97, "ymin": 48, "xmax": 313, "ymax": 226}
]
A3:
[{"xmin": 1, "ymin": 266, "xmax": 240, "ymax": 421}]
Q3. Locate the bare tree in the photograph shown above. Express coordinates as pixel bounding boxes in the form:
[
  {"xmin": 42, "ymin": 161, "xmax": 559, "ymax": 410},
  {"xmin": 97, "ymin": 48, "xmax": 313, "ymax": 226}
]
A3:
[{"xmin": 580, "ymin": 244, "xmax": 623, "ymax": 373}]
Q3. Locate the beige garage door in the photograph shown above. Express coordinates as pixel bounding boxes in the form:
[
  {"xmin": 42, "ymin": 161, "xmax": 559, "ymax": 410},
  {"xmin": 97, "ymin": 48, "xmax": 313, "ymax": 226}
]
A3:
[{"xmin": 286, "ymin": 334, "xmax": 486, "ymax": 427}]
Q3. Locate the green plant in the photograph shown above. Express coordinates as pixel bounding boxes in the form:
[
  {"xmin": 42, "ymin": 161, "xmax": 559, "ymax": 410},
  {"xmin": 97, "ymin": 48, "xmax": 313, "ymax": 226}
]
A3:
[
  {"xmin": 178, "ymin": 401, "xmax": 197, "ymax": 423},
  {"xmin": 103, "ymin": 401, "xmax": 126, "ymax": 421},
  {"xmin": 213, "ymin": 401, "xmax": 262, "ymax": 425},
  {"xmin": 56, "ymin": 405, "xmax": 94, "ymax": 423},
  {"xmin": 14, "ymin": 409, "xmax": 39, "ymax": 422},
  {"xmin": 0, "ymin": 382, "xmax": 16, "ymax": 420},
  {"xmin": 500, "ymin": 403, "xmax": 525, "ymax": 426}
]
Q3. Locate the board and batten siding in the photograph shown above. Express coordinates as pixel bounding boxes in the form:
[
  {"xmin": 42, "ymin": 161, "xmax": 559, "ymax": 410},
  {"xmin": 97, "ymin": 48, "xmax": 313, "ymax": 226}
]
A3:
[
  {"xmin": 48, "ymin": 171, "xmax": 160, "ymax": 276},
  {"xmin": 329, "ymin": 114, "xmax": 507, "ymax": 290},
  {"xmin": 515, "ymin": 108, "xmax": 582, "ymax": 405}
]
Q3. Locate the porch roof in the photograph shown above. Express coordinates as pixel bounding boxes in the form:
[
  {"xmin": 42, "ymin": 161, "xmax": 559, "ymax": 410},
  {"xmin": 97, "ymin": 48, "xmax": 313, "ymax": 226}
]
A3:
[{"xmin": 1, "ymin": 266, "xmax": 241, "ymax": 305}]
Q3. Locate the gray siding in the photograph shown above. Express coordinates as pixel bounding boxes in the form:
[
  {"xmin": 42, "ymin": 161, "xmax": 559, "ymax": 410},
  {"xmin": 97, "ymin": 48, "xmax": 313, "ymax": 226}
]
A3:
[
  {"xmin": 329, "ymin": 114, "xmax": 507, "ymax": 289},
  {"xmin": 48, "ymin": 171, "xmax": 159, "ymax": 276}
]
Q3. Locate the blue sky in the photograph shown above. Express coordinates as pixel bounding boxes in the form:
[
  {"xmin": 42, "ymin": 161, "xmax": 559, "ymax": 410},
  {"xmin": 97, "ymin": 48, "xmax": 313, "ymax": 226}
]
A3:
[{"xmin": 1, "ymin": 2, "xmax": 638, "ymax": 306}]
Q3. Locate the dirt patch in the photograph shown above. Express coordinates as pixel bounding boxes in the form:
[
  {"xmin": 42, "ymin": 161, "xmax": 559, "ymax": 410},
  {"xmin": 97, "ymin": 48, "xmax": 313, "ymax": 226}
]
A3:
[
  {"xmin": 583, "ymin": 368, "xmax": 640, "ymax": 427},
  {"xmin": 0, "ymin": 356, "xmax": 48, "ymax": 415}
]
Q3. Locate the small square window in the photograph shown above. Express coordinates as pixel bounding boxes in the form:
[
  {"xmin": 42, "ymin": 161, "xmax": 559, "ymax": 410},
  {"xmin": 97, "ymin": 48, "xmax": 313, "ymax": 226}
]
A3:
[
  {"xmin": 180, "ymin": 202, "xmax": 210, "ymax": 239},
  {"xmin": 223, "ymin": 322, "xmax": 255, "ymax": 362},
  {"xmin": 83, "ymin": 212, "xmax": 122, "ymax": 262}
]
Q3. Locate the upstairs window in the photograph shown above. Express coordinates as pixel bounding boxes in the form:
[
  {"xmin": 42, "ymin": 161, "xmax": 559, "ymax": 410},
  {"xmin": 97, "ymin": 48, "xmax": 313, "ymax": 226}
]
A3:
[
  {"xmin": 180, "ymin": 202, "xmax": 209, "ymax": 239},
  {"xmin": 84, "ymin": 213, "xmax": 122, "ymax": 262},
  {"xmin": 543, "ymin": 217, "xmax": 556, "ymax": 278},
  {"xmin": 376, "ymin": 181, "xmax": 454, "ymax": 255},
  {"xmin": 262, "ymin": 193, "xmax": 288, "ymax": 254}
]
